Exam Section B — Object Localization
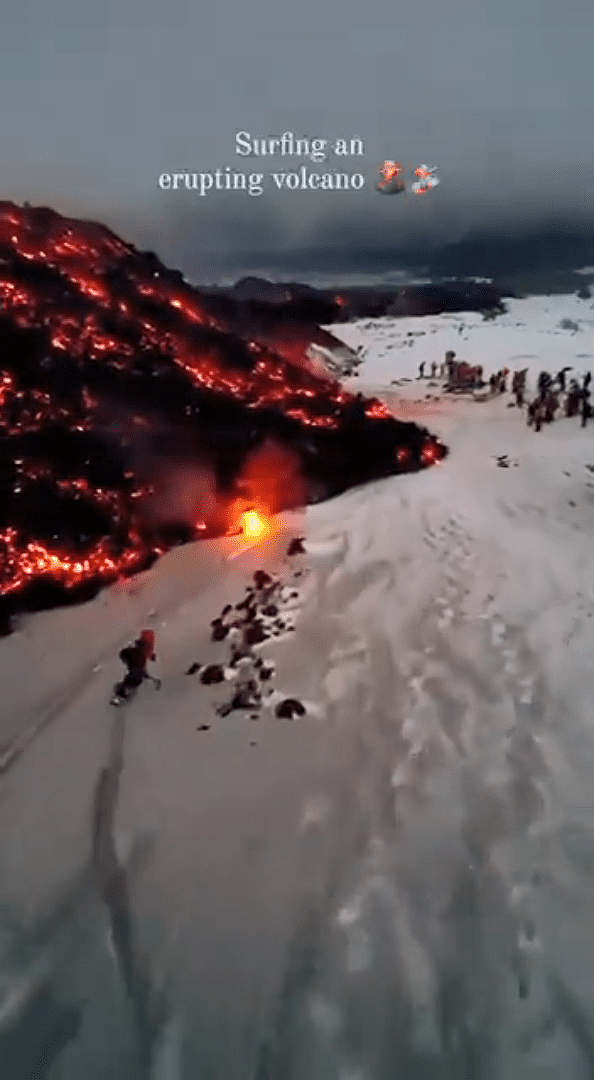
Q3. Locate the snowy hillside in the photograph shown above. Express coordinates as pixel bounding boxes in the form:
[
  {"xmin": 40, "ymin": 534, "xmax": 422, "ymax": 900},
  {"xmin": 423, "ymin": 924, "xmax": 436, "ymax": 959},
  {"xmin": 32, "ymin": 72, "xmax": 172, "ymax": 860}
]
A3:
[
  {"xmin": 2, "ymin": 294, "xmax": 594, "ymax": 1078},
  {"xmin": 328, "ymin": 292, "xmax": 594, "ymax": 392}
]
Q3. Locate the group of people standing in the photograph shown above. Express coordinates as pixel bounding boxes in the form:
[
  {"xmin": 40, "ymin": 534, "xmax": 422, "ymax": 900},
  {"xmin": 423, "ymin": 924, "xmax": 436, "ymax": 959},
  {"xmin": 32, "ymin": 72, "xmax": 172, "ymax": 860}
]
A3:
[
  {"xmin": 418, "ymin": 352, "xmax": 483, "ymax": 389},
  {"xmin": 417, "ymin": 350, "xmax": 592, "ymax": 433},
  {"xmin": 523, "ymin": 368, "xmax": 592, "ymax": 432}
]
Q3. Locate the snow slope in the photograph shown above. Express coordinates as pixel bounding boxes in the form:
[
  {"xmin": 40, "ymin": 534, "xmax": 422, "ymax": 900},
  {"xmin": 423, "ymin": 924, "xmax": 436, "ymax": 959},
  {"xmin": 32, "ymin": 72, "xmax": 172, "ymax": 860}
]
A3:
[
  {"xmin": 328, "ymin": 291, "xmax": 594, "ymax": 392},
  {"xmin": 2, "ymin": 295, "xmax": 594, "ymax": 1078}
]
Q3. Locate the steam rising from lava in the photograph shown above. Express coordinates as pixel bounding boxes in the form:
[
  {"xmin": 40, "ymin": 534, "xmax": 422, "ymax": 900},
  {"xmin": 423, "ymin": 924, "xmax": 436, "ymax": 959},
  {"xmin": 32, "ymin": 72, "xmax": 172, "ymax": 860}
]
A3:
[{"xmin": 0, "ymin": 201, "xmax": 446, "ymax": 626}]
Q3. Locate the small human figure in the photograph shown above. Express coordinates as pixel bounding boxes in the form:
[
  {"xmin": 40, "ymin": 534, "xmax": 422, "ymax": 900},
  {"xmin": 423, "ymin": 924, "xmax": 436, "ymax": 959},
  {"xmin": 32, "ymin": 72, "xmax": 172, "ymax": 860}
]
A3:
[
  {"xmin": 418, "ymin": 361, "xmax": 425, "ymax": 379},
  {"xmin": 537, "ymin": 371, "xmax": 552, "ymax": 398},
  {"xmin": 114, "ymin": 629, "xmax": 160, "ymax": 701},
  {"xmin": 544, "ymin": 390, "xmax": 559, "ymax": 423},
  {"xmin": 556, "ymin": 366, "xmax": 572, "ymax": 393},
  {"xmin": 512, "ymin": 369, "xmax": 527, "ymax": 408},
  {"xmin": 566, "ymin": 379, "xmax": 581, "ymax": 417},
  {"xmin": 581, "ymin": 374, "xmax": 591, "ymax": 428}
]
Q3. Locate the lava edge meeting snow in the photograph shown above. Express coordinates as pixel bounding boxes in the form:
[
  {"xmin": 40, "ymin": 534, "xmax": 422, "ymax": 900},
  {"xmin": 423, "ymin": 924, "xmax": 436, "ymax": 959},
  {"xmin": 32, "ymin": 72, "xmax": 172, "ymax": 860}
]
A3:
[{"xmin": 2, "ymin": 289, "xmax": 594, "ymax": 1076}]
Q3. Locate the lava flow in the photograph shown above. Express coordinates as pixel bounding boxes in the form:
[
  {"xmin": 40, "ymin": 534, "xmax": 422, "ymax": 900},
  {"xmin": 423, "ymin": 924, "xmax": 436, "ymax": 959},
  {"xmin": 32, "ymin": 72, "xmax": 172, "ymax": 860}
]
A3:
[
  {"xmin": 239, "ymin": 509, "xmax": 272, "ymax": 540},
  {"xmin": 0, "ymin": 201, "xmax": 446, "ymax": 628}
]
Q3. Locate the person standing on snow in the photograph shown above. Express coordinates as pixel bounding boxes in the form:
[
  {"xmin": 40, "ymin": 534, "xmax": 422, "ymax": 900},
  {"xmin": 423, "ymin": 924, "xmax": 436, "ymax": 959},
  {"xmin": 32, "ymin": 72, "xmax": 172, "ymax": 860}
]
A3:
[
  {"xmin": 566, "ymin": 379, "xmax": 581, "ymax": 417},
  {"xmin": 537, "ymin": 371, "xmax": 552, "ymax": 398},
  {"xmin": 557, "ymin": 366, "xmax": 572, "ymax": 393},
  {"xmin": 512, "ymin": 369, "xmax": 526, "ymax": 408},
  {"xmin": 113, "ymin": 629, "xmax": 161, "ymax": 701},
  {"xmin": 581, "ymin": 373, "xmax": 592, "ymax": 428},
  {"xmin": 445, "ymin": 351, "xmax": 456, "ymax": 383}
]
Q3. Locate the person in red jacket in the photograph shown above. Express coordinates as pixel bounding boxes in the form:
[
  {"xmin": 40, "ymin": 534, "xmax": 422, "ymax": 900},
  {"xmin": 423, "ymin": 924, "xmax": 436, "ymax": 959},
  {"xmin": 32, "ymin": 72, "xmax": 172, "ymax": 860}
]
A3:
[{"xmin": 113, "ymin": 629, "xmax": 161, "ymax": 702}]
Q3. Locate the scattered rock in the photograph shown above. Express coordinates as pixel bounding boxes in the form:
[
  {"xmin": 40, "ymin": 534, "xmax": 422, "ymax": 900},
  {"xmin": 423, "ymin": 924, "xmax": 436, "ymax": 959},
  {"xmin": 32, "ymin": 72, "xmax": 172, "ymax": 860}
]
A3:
[
  {"xmin": 186, "ymin": 662, "xmax": 201, "ymax": 675},
  {"xmin": 231, "ymin": 688, "xmax": 262, "ymax": 710},
  {"xmin": 275, "ymin": 698, "xmax": 306, "ymax": 720},
  {"xmin": 244, "ymin": 622, "xmax": 267, "ymax": 645},
  {"xmin": 262, "ymin": 603, "xmax": 278, "ymax": 617},
  {"xmin": 287, "ymin": 537, "xmax": 306, "ymax": 556},
  {"xmin": 196, "ymin": 724, "xmax": 211, "ymax": 732},
  {"xmin": 200, "ymin": 664, "xmax": 226, "ymax": 685},
  {"xmin": 211, "ymin": 622, "xmax": 229, "ymax": 642}
]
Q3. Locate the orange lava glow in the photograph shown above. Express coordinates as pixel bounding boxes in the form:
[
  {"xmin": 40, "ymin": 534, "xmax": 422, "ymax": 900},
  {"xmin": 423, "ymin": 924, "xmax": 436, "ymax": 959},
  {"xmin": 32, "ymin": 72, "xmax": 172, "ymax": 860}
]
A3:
[
  {"xmin": 240, "ymin": 509, "xmax": 271, "ymax": 540},
  {"xmin": 0, "ymin": 200, "xmax": 367, "ymax": 429},
  {"xmin": 0, "ymin": 201, "xmax": 444, "ymax": 610},
  {"xmin": 0, "ymin": 526, "xmax": 154, "ymax": 597},
  {"xmin": 420, "ymin": 441, "xmax": 441, "ymax": 466}
]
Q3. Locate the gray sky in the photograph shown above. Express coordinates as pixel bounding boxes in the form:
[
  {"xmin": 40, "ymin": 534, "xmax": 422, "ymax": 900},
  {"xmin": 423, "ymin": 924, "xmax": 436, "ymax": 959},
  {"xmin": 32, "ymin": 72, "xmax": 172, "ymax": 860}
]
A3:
[{"xmin": 1, "ymin": 0, "xmax": 593, "ymax": 283}]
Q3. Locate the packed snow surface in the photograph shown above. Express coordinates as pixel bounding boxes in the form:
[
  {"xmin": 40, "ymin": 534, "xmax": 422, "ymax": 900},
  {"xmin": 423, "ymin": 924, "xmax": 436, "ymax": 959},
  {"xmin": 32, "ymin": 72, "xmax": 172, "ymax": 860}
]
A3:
[{"xmin": 1, "ymin": 293, "xmax": 594, "ymax": 1078}]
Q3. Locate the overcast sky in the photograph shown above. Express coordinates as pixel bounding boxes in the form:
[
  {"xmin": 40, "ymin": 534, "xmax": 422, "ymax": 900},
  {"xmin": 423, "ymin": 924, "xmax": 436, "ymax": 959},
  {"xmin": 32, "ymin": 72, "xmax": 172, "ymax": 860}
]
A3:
[{"xmin": 1, "ymin": 0, "xmax": 592, "ymax": 283}]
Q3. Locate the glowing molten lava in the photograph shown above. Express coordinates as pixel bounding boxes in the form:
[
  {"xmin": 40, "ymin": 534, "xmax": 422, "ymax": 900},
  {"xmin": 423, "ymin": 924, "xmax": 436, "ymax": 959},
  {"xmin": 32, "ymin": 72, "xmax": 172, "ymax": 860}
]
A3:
[
  {"xmin": 241, "ymin": 509, "xmax": 271, "ymax": 540},
  {"xmin": 0, "ymin": 201, "xmax": 447, "ymax": 626}
]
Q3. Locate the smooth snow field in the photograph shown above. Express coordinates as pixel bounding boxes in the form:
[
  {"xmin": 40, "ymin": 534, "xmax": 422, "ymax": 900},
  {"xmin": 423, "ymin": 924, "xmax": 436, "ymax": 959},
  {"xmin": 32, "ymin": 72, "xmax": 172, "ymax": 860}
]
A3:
[{"xmin": 1, "ymin": 293, "xmax": 594, "ymax": 1079}]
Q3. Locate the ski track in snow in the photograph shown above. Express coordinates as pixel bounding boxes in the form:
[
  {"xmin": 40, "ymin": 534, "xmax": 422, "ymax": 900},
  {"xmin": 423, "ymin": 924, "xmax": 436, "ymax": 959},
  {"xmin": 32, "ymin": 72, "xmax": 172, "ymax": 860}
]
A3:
[{"xmin": 2, "ymin": 296, "xmax": 594, "ymax": 1077}]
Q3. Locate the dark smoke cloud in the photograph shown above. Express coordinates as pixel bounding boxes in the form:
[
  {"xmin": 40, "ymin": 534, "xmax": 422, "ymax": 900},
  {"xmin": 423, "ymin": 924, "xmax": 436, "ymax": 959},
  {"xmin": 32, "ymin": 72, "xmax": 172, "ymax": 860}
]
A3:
[
  {"xmin": 91, "ymin": 394, "xmax": 220, "ymax": 531},
  {"xmin": 236, "ymin": 438, "xmax": 307, "ymax": 515},
  {"xmin": 120, "ymin": 188, "xmax": 594, "ymax": 289}
]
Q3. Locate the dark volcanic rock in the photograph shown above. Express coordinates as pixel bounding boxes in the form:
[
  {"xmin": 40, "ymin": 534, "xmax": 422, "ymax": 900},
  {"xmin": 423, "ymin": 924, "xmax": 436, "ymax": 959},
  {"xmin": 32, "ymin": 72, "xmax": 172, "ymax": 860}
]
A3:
[
  {"xmin": 0, "ymin": 201, "xmax": 447, "ymax": 629},
  {"xmin": 200, "ymin": 664, "xmax": 226, "ymax": 685},
  {"xmin": 286, "ymin": 537, "xmax": 306, "ymax": 556},
  {"xmin": 275, "ymin": 698, "xmax": 306, "ymax": 719},
  {"xmin": 244, "ymin": 622, "xmax": 267, "ymax": 646}
]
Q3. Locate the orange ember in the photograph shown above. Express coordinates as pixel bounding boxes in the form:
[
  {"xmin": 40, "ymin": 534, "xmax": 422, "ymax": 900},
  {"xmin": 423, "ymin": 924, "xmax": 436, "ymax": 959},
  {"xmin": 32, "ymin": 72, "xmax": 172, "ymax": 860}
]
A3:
[{"xmin": 240, "ymin": 508, "xmax": 271, "ymax": 540}]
